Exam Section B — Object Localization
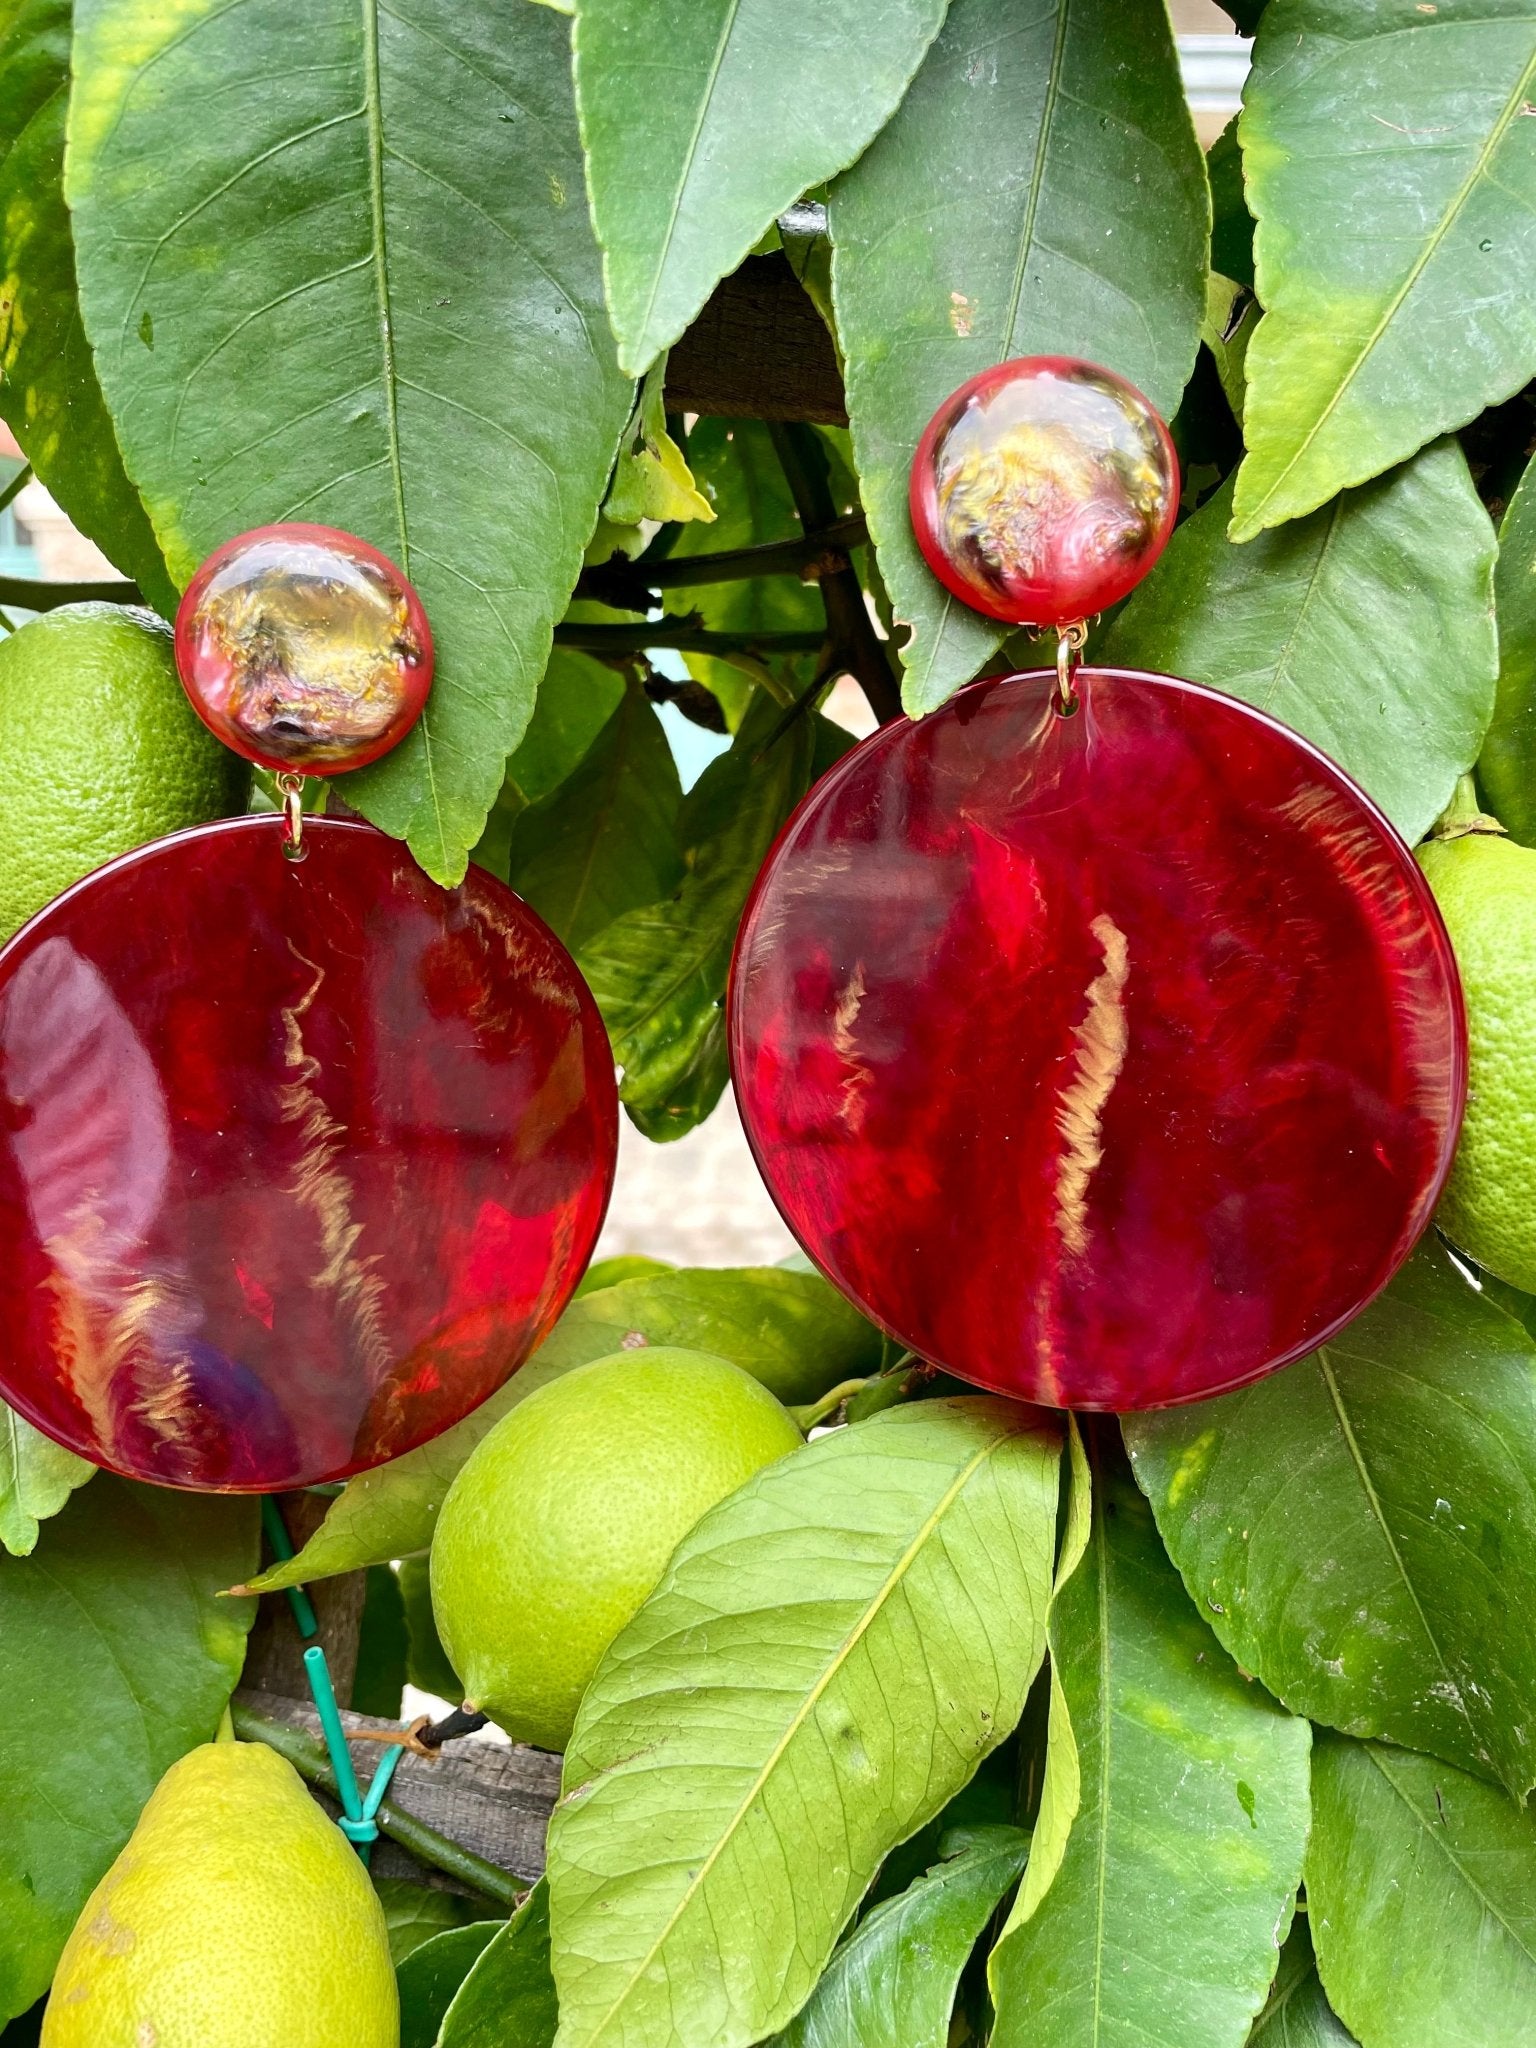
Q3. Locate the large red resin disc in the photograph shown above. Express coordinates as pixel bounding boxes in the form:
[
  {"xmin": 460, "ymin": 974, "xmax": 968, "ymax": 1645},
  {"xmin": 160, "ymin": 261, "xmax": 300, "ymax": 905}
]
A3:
[
  {"xmin": 0, "ymin": 819, "xmax": 616, "ymax": 1488},
  {"xmin": 730, "ymin": 670, "xmax": 1465, "ymax": 1410}
]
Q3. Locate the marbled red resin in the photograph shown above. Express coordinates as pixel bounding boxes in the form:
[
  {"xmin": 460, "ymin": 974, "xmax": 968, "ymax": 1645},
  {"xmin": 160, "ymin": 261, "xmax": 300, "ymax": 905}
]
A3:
[
  {"xmin": 730, "ymin": 670, "xmax": 1465, "ymax": 1410},
  {"xmin": 910, "ymin": 357, "xmax": 1179, "ymax": 627},
  {"xmin": 175, "ymin": 523, "xmax": 433, "ymax": 774},
  {"xmin": 0, "ymin": 819, "xmax": 616, "ymax": 1488}
]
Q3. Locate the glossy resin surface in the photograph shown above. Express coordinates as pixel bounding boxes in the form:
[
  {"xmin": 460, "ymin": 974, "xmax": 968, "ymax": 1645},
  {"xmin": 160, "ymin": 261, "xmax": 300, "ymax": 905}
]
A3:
[
  {"xmin": 730, "ymin": 669, "xmax": 1465, "ymax": 1409},
  {"xmin": 174, "ymin": 523, "xmax": 433, "ymax": 773},
  {"xmin": 910, "ymin": 356, "xmax": 1179, "ymax": 627},
  {"xmin": 0, "ymin": 819, "xmax": 616, "ymax": 1488}
]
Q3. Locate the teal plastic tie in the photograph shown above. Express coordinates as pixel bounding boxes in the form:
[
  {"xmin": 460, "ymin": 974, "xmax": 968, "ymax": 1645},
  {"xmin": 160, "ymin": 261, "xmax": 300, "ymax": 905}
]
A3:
[
  {"xmin": 301, "ymin": 1642, "xmax": 408, "ymax": 1865},
  {"xmin": 259, "ymin": 1497, "xmax": 319, "ymax": 1640},
  {"xmin": 303, "ymin": 1643, "xmax": 364, "ymax": 1818}
]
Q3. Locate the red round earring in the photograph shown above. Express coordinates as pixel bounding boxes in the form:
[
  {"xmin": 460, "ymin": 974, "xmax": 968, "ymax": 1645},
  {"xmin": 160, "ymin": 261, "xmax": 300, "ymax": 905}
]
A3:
[
  {"xmin": 0, "ymin": 524, "xmax": 616, "ymax": 1489},
  {"xmin": 729, "ymin": 358, "xmax": 1465, "ymax": 1411}
]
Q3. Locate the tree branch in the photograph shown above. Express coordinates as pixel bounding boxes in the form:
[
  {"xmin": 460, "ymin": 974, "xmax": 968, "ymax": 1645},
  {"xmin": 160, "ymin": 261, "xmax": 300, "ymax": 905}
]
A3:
[
  {"xmin": 767, "ymin": 423, "xmax": 901, "ymax": 725},
  {"xmin": 554, "ymin": 619, "xmax": 824, "ymax": 657},
  {"xmin": 578, "ymin": 514, "xmax": 867, "ymax": 610}
]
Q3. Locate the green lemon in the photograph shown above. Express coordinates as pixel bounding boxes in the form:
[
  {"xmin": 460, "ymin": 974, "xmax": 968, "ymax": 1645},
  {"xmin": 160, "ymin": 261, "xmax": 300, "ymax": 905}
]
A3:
[
  {"xmin": 0, "ymin": 603, "xmax": 248, "ymax": 939},
  {"xmin": 431, "ymin": 1347, "xmax": 803, "ymax": 1750},
  {"xmin": 1419, "ymin": 822, "xmax": 1536, "ymax": 1291},
  {"xmin": 40, "ymin": 1740, "xmax": 396, "ymax": 2048}
]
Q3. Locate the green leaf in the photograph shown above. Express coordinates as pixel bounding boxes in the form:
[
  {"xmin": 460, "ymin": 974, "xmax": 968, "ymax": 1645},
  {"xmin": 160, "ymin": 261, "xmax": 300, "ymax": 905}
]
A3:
[
  {"xmin": 547, "ymin": 1397, "xmax": 1062, "ymax": 2048},
  {"xmin": 440, "ymin": 1878, "xmax": 558, "ymax": 2048},
  {"xmin": 244, "ymin": 1263, "xmax": 871, "ymax": 1590},
  {"xmin": 509, "ymin": 683, "xmax": 683, "ymax": 951},
  {"xmin": 398, "ymin": 1920, "xmax": 503, "ymax": 2048},
  {"xmin": 352, "ymin": 1562, "xmax": 408, "ymax": 1720},
  {"xmin": 572, "ymin": 0, "xmax": 950, "ymax": 375},
  {"xmin": 510, "ymin": 652, "xmax": 630, "ymax": 811},
  {"xmin": 579, "ymin": 688, "xmax": 814, "ymax": 1139},
  {"xmin": 67, "ymin": 0, "xmax": 634, "ymax": 884},
  {"xmin": 603, "ymin": 356, "xmax": 714, "ymax": 525},
  {"xmin": 376, "ymin": 1877, "xmax": 502, "ymax": 1968},
  {"xmin": 1307, "ymin": 1735, "xmax": 1536, "ymax": 2048},
  {"xmin": 989, "ymin": 1433, "xmax": 1310, "ymax": 2048},
  {"xmin": 1233, "ymin": 0, "xmax": 1536, "ymax": 539},
  {"xmin": 398, "ymin": 1554, "xmax": 462, "ymax": 1703},
  {"xmin": 672, "ymin": 419, "xmax": 827, "ymax": 714},
  {"xmin": 1127, "ymin": 1241, "xmax": 1536, "ymax": 1800},
  {"xmin": 829, "ymin": 0, "xmax": 1208, "ymax": 715},
  {"xmin": 991, "ymin": 1417, "xmax": 1092, "ymax": 1949},
  {"xmin": 0, "ymin": 0, "xmax": 173, "ymax": 609},
  {"xmin": 1209, "ymin": 118, "xmax": 1255, "ymax": 292},
  {"xmin": 525, "ymin": 1263, "xmax": 885, "ymax": 1407},
  {"xmin": 0, "ymin": 1478, "xmax": 256, "ymax": 2022},
  {"xmin": 769, "ymin": 1828, "xmax": 1030, "ymax": 2048},
  {"xmin": 1103, "ymin": 441, "xmax": 1497, "ymax": 843},
  {"xmin": 1249, "ymin": 1918, "xmax": 1357, "ymax": 2048},
  {"xmin": 0, "ymin": 1399, "xmax": 92, "ymax": 1558},
  {"xmin": 576, "ymin": 1254, "xmax": 674, "ymax": 1296},
  {"xmin": 1479, "ymin": 454, "xmax": 1536, "ymax": 843}
]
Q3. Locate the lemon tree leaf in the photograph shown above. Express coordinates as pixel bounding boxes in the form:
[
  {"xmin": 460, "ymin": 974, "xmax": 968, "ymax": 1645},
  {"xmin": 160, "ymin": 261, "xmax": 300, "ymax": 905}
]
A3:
[
  {"xmin": 1103, "ymin": 439, "xmax": 1497, "ymax": 844},
  {"xmin": 572, "ymin": 0, "xmax": 950, "ymax": 376},
  {"xmin": 439, "ymin": 1879, "xmax": 558, "ymax": 2048},
  {"xmin": 1479, "ymin": 454, "xmax": 1536, "ymax": 844},
  {"xmin": 398, "ymin": 1921, "xmax": 502, "ymax": 2048},
  {"xmin": 0, "ymin": 1478, "xmax": 256, "ymax": 2023},
  {"xmin": 0, "ymin": 0, "xmax": 172, "ymax": 609},
  {"xmin": 546, "ymin": 1398, "xmax": 1062, "ymax": 2048},
  {"xmin": 375, "ymin": 1878, "xmax": 498, "ymax": 1968},
  {"xmin": 242, "ymin": 1264, "xmax": 875, "ymax": 1592},
  {"xmin": 1249, "ymin": 1919, "xmax": 1358, "ymax": 2048},
  {"xmin": 988, "ymin": 1434, "xmax": 1310, "ymax": 2048},
  {"xmin": 579, "ymin": 689, "xmax": 815, "ymax": 1140},
  {"xmin": 770, "ymin": 1828, "xmax": 1029, "ymax": 2048},
  {"xmin": 829, "ymin": 0, "xmax": 1207, "ymax": 716},
  {"xmin": 1127, "ymin": 1242, "xmax": 1536, "ymax": 1801},
  {"xmin": 509, "ymin": 684, "xmax": 684, "ymax": 952},
  {"xmin": 0, "ymin": 1398, "xmax": 92, "ymax": 1558},
  {"xmin": 1233, "ymin": 0, "xmax": 1536, "ymax": 539},
  {"xmin": 603, "ymin": 357, "xmax": 713, "ymax": 526},
  {"xmin": 1306, "ymin": 1735, "xmax": 1536, "ymax": 2048},
  {"xmin": 67, "ymin": 0, "xmax": 633, "ymax": 884}
]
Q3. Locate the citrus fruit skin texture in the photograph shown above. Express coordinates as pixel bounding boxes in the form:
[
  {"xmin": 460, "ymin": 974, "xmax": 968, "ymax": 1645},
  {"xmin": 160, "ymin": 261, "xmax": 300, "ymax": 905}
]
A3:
[
  {"xmin": 40, "ymin": 1740, "xmax": 396, "ymax": 2048},
  {"xmin": 0, "ymin": 604, "xmax": 249, "ymax": 941},
  {"xmin": 431, "ymin": 1347, "xmax": 804, "ymax": 1751},
  {"xmin": 1420, "ymin": 831, "xmax": 1536, "ymax": 1290}
]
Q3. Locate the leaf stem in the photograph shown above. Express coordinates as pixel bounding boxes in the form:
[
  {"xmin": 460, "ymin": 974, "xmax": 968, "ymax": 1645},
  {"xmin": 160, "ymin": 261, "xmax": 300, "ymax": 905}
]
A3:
[
  {"xmin": 231, "ymin": 1702, "xmax": 522, "ymax": 1906},
  {"xmin": 788, "ymin": 1377, "xmax": 877, "ymax": 1432},
  {"xmin": 0, "ymin": 463, "xmax": 33, "ymax": 516}
]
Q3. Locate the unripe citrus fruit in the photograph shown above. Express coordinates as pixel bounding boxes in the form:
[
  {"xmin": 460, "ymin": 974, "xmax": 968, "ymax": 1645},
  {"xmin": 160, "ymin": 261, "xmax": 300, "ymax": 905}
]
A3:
[
  {"xmin": 1419, "ymin": 823, "xmax": 1536, "ymax": 1290},
  {"xmin": 0, "ymin": 603, "xmax": 248, "ymax": 940},
  {"xmin": 41, "ymin": 1740, "xmax": 396, "ymax": 2048},
  {"xmin": 431, "ymin": 1347, "xmax": 803, "ymax": 1750}
]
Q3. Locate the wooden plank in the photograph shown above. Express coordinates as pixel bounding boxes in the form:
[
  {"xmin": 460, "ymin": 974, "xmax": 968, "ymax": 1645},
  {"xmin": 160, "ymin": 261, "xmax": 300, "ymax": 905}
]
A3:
[
  {"xmin": 238, "ymin": 1688, "xmax": 559, "ymax": 1888},
  {"xmin": 667, "ymin": 253, "xmax": 846, "ymax": 425}
]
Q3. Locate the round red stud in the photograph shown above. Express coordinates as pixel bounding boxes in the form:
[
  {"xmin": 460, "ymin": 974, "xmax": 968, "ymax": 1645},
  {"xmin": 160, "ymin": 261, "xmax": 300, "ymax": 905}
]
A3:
[
  {"xmin": 174, "ymin": 523, "xmax": 433, "ymax": 775},
  {"xmin": 0, "ymin": 818, "xmax": 617, "ymax": 1489},
  {"xmin": 729, "ymin": 669, "xmax": 1465, "ymax": 1411},
  {"xmin": 910, "ymin": 356, "xmax": 1179, "ymax": 627}
]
